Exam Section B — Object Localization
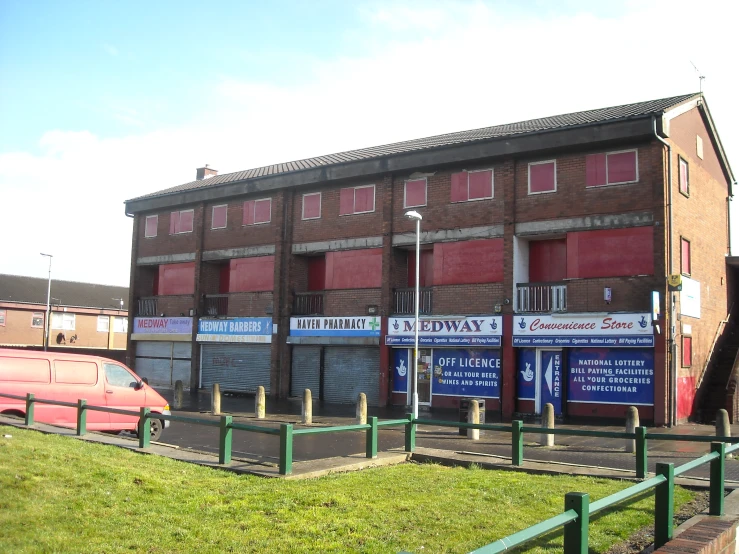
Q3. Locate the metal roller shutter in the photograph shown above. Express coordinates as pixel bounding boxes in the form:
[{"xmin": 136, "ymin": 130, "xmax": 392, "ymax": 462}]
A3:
[
  {"xmin": 323, "ymin": 347, "xmax": 379, "ymax": 406},
  {"xmin": 290, "ymin": 346, "xmax": 321, "ymax": 398},
  {"xmin": 201, "ymin": 343, "xmax": 271, "ymax": 394},
  {"xmin": 134, "ymin": 341, "xmax": 192, "ymax": 387}
]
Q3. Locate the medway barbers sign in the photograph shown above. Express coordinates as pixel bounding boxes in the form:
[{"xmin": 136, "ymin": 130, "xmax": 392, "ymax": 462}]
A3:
[
  {"xmin": 385, "ymin": 316, "xmax": 502, "ymax": 347},
  {"xmin": 513, "ymin": 313, "xmax": 654, "ymax": 347},
  {"xmin": 196, "ymin": 317, "xmax": 273, "ymax": 343},
  {"xmin": 289, "ymin": 316, "xmax": 382, "ymax": 337}
]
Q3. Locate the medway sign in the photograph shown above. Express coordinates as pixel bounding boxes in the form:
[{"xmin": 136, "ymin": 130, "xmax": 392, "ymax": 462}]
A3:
[
  {"xmin": 133, "ymin": 317, "xmax": 192, "ymax": 335},
  {"xmin": 289, "ymin": 316, "xmax": 382, "ymax": 337},
  {"xmin": 196, "ymin": 317, "xmax": 273, "ymax": 344},
  {"xmin": 386, "ymin": 316, "xmax": 502, "ymax": 346},
  {"xmin": 512, "ymin": 313, "xmax": 654, "ymax": 347}
]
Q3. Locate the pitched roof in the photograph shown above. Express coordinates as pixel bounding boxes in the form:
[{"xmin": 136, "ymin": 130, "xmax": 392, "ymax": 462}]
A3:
[
  {"xmin": 0, "ymin": 274, "xmax": 128, "ymax": 311},
  {"xmin": 130, "ymin": 93, "xmax": 700, "ymax": 202}
]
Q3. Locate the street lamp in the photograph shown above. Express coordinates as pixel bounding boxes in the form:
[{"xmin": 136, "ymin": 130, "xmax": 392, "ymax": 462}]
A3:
[
  {"xmin": 40, "ymin": 253, "xmax": 53, "ymax": 351},
  {"xmin": 405, "ymin": 210, "xmax": 423, "ymax": 419}
]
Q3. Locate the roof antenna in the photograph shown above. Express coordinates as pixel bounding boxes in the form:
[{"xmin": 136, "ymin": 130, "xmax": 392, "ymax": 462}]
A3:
[{"xmin": 690, "ymin": 61, "xmax": 705, "ymax": 94}]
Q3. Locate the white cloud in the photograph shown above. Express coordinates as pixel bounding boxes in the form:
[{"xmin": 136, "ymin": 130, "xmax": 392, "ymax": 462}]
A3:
[{"xmin": 1, "ymin": 0, "xmax": 738, "ymax": 286}]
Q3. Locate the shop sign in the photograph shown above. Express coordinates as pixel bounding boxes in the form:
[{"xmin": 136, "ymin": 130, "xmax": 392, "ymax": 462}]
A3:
[
  {"xmin": 385, "ymin": 316, "xmax": 502, "ymax": 346},
  {"xmin": 512, "ymin": 313, "xmax": 654, "ymax": 347},
  {"xmin": 680, "ymin": 277, "xmax": 701, "ymax": 319},
  {"xmin": 567, "ymin": 348, "xmax": 654, "ymax": 405},
  {"xmin": 289, "ymin": 316, "xmax": 381, "ymax": 337},
  {"xmin": 392, "ymin": 348, "xmax": 500, "ymax": 399},
  {"xmin": 196, "ymin": 317, "xmax": 273, "ymax": 343},
  {"xmin": 133, "ymin": 317, "xmax": 192, "ymax": 335}
]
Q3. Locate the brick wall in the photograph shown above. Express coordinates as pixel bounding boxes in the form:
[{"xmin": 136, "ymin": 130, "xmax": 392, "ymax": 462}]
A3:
[
  {"xmin": 432, "ymin": 284, "xmax": 506, "ymax": 315},
  {"xmin": 566, "ymin": 276, "xmax": 658, "ymax": 313},
  {"xmin": 228, "ymin": 292, "xmax": 274, "ymax": 316},
  {"xmin": 137, "ymin": 206, "xmax": 202, "ymax": 258},
  {"xmin": 153, "ymin": 295, "xmax": 195, "ymax": 318},
  {"xmin": 202, "ymin": 198, "xmax": 277, "ymax": 251},
  {"xmin": 654, "ymin": 517, "xmax": 737, "ymax": 553},
  {"xmin": 324, "ymin": 289, "xmax": 382, "ymax": 316}
]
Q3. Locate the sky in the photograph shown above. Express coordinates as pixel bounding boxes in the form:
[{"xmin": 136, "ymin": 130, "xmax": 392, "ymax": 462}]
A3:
[{"xmin": 1, "ymin": 0, "xmax": 737, "ymax": 287}]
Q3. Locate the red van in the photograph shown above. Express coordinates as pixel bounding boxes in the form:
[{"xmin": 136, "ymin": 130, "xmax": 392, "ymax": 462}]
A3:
[{"xmin": 0, "ymin": 348, "xmax": 170, "ymax": 441}]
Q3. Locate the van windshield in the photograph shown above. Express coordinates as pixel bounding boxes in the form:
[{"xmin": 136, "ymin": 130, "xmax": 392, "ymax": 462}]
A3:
[{"xmin": 104, "ymin": 363, "xmax": 139, "ymax": 388}]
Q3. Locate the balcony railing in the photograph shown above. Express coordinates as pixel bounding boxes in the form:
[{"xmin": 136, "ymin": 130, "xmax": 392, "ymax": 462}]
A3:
[
  {"xmin": 137, "ymin": 297, "xmax": 158, "ymax": 317},
  {"xmin": 516, "ymin": 282, "xmax": 567, "ymax": 313},
  {"xmin": 203, "ymin": 294, "xmax": 229, "ymax": 317},
  {"xmin": 393, "ymin": 288, "xmax": 433, "ymax": 315},
  {"xmin": 293, "ymin": 292, "xmax": 324, "ymax": 315}
]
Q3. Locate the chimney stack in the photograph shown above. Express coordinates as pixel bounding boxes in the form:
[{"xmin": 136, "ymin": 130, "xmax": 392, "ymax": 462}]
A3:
[{"xmin": 196, "ymin": 164, "xmax": 218, "ymax": 180}]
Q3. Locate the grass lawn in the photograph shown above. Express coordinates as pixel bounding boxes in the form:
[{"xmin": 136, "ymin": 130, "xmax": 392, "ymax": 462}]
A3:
[{"xmin": 0, "ymin": 425, "xmax": 695, "ymax": 554}]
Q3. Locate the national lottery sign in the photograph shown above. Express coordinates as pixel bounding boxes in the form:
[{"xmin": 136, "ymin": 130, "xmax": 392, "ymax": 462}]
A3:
[
  {"xmin": 513, "ymin": 313, "xmax": 654, "ymax": 347},
  {"xmin": 385, "ymin": 316, "xmax": 502, "ymax": 346}
]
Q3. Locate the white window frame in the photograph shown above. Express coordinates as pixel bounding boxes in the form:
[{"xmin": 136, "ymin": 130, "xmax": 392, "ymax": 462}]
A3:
[
  {"xmin": 211, "ymin": 204, "xmax": 228, "ymax": 230},
  {"xmin": 51, "ymin": 313, "xmax": 75, "ymax": 331},
  {"xmin": 171, "ymin": 209, "xmax": 194, "ymax": 234},
  {"xmin": 243, "ymin": 198, "xmax": 272, "ymax": 226},
  {"xmin": 32, "ymin": 312, "xmax": 44, "ymax": 328},
  {"xmin": 113, "ymin": 318, "xmax": 128, "ymax": 334},
  {"xmin": 353, "ymin": 184, "xmax": 376, "ymax": 214},
  {"xmin": 404, "ymin": 178, "xmax": 428, "ymax": 208},
  {"xmin": 144, "ymin": 215, "xmax": 158, "ymax": 238},
  {"xmin": 528, "ymin": 160, "xmax": 557, "ymax": 195},
  {"xmin": 466, "ymin": 168, "xmax": 494, "ymax": 202},
  {"xmin": 588, "ymin": 149, "xmax": 640, "ymax": 188},
  {"xmin": 0, "ymin": 309, "xmax": 5, "ymax": 326},
  {"xmin": 678, "ymin": 156, "xmax": 690, "ymax": 197},
  {"xmin": 97, "ymin": 315, "xmax": 110, "ymax": 333},
  {"xmin": 302, "ymin": 192, "xmax": 322, "ymax": 220}
]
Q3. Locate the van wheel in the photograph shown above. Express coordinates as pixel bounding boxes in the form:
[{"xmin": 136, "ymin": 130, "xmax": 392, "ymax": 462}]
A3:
[{"xmin": 140, "ymin": 418, "xmax": 164, "ymax": 442}]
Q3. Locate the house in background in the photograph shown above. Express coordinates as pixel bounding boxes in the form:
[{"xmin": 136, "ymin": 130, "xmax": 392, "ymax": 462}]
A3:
[{"xmin": 0, "ymin": 274, "xmax": 129, "ymax": 363}]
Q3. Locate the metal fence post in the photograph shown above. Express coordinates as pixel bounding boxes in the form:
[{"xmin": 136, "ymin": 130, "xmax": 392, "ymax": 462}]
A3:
[
  {"xmin": 635, "ymin": 426, "xmax": 647, "ymax": 478},
  {"xmin": 279, "ymin": 423, "xmax": 293, "ymax": 475},
  {"xmin": 512, "ymin": 420, "xmax": 523, "ymax": 466},
  {"xmin": 405, "ymin": 414, "xmax": 416, "ymax": 453},
  {"xmin": 654, "ymin": 462, "xmax": 675, "ymax": 549},
  {"xmin": 25, "ymin": 393, "xmax": 35, "ymax": 426},
  {"xmin": 563, "ymin": 492, "xmax": 589, "ymax": 554},
  {"xmin": 138, "ymin": 407, "xmax": 151, "ymax": 449},
  {"xmin": 710, "ymin": 442, "xmax": 726, "ymax": 516},
  {"xmin": 219, "ymin": 415, "xmax": 233, "ymax": 465},
  {"xmin": 76, "ymin": 399, "xmax": 87, "ymax": 436},
  {"xmin": 366, "ymin": 416, "xmax": 378, "ymax": 459}
]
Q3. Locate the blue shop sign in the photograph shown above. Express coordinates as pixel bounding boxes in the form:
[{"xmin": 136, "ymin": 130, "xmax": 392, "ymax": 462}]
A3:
[
  {"xmin": 197, "ymin": 317, "xmax": 273, "ymax": 343},
  {"xmin": 567, "ymin": 348, "xmax": 654, "ymax": 406},
  {"xmin": 432, "ymin": 349, "xmax": 500, "ymax": 398},
  {"xmin": 392, "ymin": 349, "xmax": 409, "ymax": 394},
  {"xmin": 517, "ymin": 349, "xmax": 537, "ymax": 401}
]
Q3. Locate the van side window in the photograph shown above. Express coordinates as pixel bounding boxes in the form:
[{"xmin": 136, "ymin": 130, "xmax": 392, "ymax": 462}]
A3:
[{"xmin": 104, "ymin": 363, "xmax": 139, "ymax": 388}]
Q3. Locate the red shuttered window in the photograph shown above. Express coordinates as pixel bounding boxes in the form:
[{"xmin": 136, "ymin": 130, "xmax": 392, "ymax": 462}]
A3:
[
  {"xmin": 339, "ymin": 185, "xmax": 375, "ymax": 215},
  {"xmin": 681, "ymin": 237, "xmax": 691, "ymax": 276},
  {"xmin": 586, "ymin": 150, "xmax": 638, "ymax": 187},
  {"xmin": 243, "ymin": 198, "xmax": 272, "ymax": 225},
  {"xmin": 528, "ymin": 161, "xmax": 556, "ymax": 194},
  {"xmin": 302, "ymin": 193, "xmax": 321, "ymax": 219},
  {"xmin": 169, "ymin": 210, "xmax": 194, "ymax": 234},
  {"xmin": 145, "ymin": 215, "xmax": 158, "ymax": 238},
  {"xmin": 211, "ymin": 205, "xmax": 227, "ymax": 229},
  {"xmin": 682, "ymin": 336, "xmax": 692, "ymax": 367},
  {"xmin": 679, "ymin": 157, "xmax": 689, "ymax": 196},
  {"xmin": 450, "ymin": 169, "xmax": 493, "ymax": 202},
  {"xmin": 404, "ymin": 178, "xmax": 427, "ymax": 208}
]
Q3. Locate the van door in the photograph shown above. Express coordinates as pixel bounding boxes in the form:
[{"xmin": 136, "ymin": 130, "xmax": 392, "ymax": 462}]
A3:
[
  {"xmin": 53, "ymin": 359, "xmax": 110, "ymax": 430},
  {"xmin": 103, "ymin": 362, "xmax": 147, "ymax": 431}
]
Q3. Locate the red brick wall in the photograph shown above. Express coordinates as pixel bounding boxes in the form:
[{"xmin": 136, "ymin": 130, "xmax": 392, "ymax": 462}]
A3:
[
  {"xmin": 202, "ymin": 198, "xmax": 277, "ymax": 251},
  {"xmin": 324, "ymin": 289, "xmax": 382, "ymax": 316},
  {"xmin": 228, "ymin": 292, "xmax": 274, "ymax": 317},
  {"xmin": 137, "ymin": 207, "xmax": 201, "ymax": 258}
]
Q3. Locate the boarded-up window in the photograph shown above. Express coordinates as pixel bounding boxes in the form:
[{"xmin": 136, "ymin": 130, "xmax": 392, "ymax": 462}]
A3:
[
  {"xmin": 0, "ymin": 356, "xmax": 50, "ymax": 383},
  {"xmin": 55, "ymin": 360, "xmax": 98, "ymax": 385},
  {"xmin": 158, "ymin": 262, "xmax": 196, "ymax": 295},
  {"xmin": 404, "ymin": 179, "xmax": 427, "ymax": 208},
  {"xmin": 324, "ymin": 249, "xmax": 382, "ymax": 289},
  {"xmin": 243, "ymin": 199, "xmax": 272, "ymax": 225},
  {"xmin": 228, "ymin": 256, "xmax": 275, "ymax": 292},
  {"xmin": 586, "ymin": 150, "xmax": 638, "ymax": 187},
  {"xmin": 433, "ymin": 239, "xmax": 504, "ymax": 285},
  {"xmin": 679, "ymin": 157, "xmax": 689, "ymax": 196},
  {"xmin": 566, "ymin": 227, "xmax": 654, "ymax": 279},
  {"xmin": 681, "ymin": 238, "xmax": 691, "ymax": 275},
  {"xmin": 682, "ymin": 336, "xmax": 692, "ymax": 367},
  {"xmin": 145, "ymin": 215, "xmax": 158, "ymax": 238},
  {"xmin": 169, "ymin": 210, "xmax": 194, "ymax": 234},
  {"xmin": 529, "ymin": 239, "xmax": 567, "ymax": 282},
  {"xmin": 528, "ymin": 161, "xmax": 556, "ymax": 194},
  {"xmin": 450, "ymin": 170, "xmax": 493, "ymax": 202},
  {"xmin": 211, "ymin": 205, "xmax": 227, "ymax": 229},
  {"xmin": 302, "ymin": 193, "xmax": 321, "ymax": 219},
  {"xmin": 339, "ymin": 185, "xmax": 375, "ymax": 215}
]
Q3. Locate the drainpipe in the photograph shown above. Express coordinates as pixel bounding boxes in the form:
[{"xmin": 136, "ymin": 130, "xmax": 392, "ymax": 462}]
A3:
[{"xmin": 653, "ymin": 116, "xmax": 676, "ymax": 427}]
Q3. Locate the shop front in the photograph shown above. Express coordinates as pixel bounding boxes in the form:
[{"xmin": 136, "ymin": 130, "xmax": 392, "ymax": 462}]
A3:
[
  {"xmin": 513, "ymin": 313, "xmax": 655, "ymax": 421},
  {"xmin": 287, "ymin": 316, "xmax": 382, "ymax": 405},
  {"xmin": 386, "ymin": 315, "xmax": 503, "ymax": 411},
  {"xmin": 131, "ymin": 317, "xmax": 193, "ymax": 387},
  {"xmin": 196, "ymin": 317, "xmax": 274, "ymax": 393}
]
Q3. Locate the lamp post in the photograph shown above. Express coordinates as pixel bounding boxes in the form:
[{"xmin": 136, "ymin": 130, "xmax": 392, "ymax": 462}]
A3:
[
  {"xmin": 405, "ymin": 210, "xmax": 423, "ymax": 419},
  {"xmin": 40, "ymin": 253, "xmax": 53, "ymax": 351}
]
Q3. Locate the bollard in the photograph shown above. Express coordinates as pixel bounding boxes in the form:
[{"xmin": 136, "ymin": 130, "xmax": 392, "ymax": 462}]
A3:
[
  {"xmin": 173, "ymin": 380, "xmax": 184, "ymax": 410},
  {"xmin": 467, "ymin": 399, "xmax": 480, "ymax": 440},
  {"xmin": 302, "ymin": 389, "xmax": 312, "ymax": 425},
  {"xmin": 211, "ymin": 383, "xmax": 221, "ymax": 416},
  {"xmin": 625, "ymin": 406, "xmax": 639, "ymax": 453},
  {"xmin": 540, "ymin": 403, "xmax": 554, "ymax": 446},
  {"xmin": 76, "ymin": 399, "xmax": 87, "ymax": 436},
  {"xmin": 256, "ymin": 386, "xmax": 266, "ymax": 419},
  {"xmin": 716, "ymin": 408, "xmax": 731, "ymax": 447},
  {"xmin": 356, "ymin": 392, "xmax": 367, "ymax": 425}
]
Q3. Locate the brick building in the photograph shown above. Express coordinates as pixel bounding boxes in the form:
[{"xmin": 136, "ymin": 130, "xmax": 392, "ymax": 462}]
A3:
[
  {"xmin": 124, "ymin": 93, "xmax": 736, "ymax": 426},
  {"xmin": 0, "ymin": 274, "xmax": 129, "ymax": 361}
]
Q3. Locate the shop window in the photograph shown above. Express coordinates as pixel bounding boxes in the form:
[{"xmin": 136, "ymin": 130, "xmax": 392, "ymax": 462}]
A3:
[
  {"xmin": 169, "ymin": 210, "xmax": 194, "ymax": 234},
  {"xmin": 679, "ymin": 156, "xmax": 689, "ymax": 197},
  {"xmin": 682, "ymin": 336, "xmax": 692, "ymax": 367},
  {"xmin": 52, "ymin": 313, "xmax": 75, "ymax": 330},
  {"xmin": 339, "ymin": 185, "xmax": 375, "ymax": 215},
  {"xmin": 145, "ymin": 215, "xmax": 158, "ymax": 238},
  {"xmin": 32, "ymin": 313, "xmax": 44, "ymax": 328},
  {"xmin": 211, "ymin": 204, "xmax": 227, "ymax": 229},
  {"xmin": 681, "ymin": 237, "xmax": 691, "ymax": 276},
  {"xmin": 97, "ymin": 316, "xmax": 110, "ymax": 332},
  {"xmin": 302, "ymin": 192, "xmax": 321, "ymax": 220},
  {"xmin": 586, "ymin": 150, "xmax": 638, "ymax": 187},
  {"xmin": 404, "ymin": 178, "xmax": 427, "ymax": 208},
  {"xmin": 528, "ymin": 161, "xmax": 556, "ymax": 194},
  {"xmin": 243, "ymin": 198, "xmax": 272, "ymax": 225},
  {"xmin": 451, "ymin": 170, "xmax": 493, "ymax": 202}
]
